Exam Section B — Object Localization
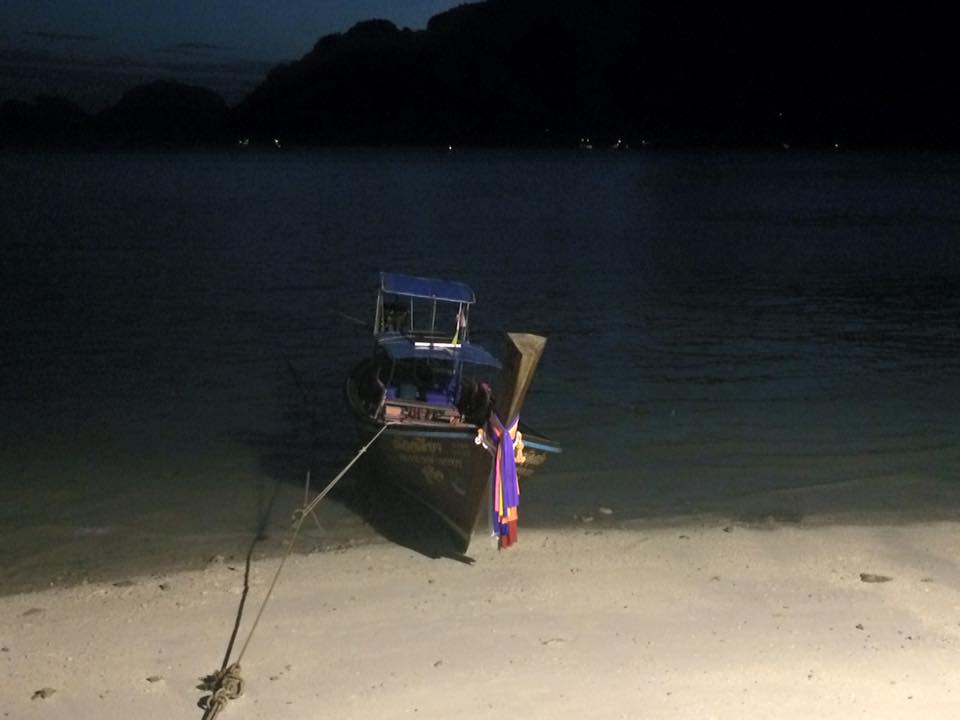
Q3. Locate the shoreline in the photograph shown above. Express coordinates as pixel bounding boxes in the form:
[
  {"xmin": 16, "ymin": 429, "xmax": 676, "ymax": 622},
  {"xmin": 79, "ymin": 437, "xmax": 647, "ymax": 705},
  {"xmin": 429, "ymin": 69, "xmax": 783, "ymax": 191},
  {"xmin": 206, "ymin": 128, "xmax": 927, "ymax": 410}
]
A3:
[
  {"xmin": 4, "ymin": 470, "xmax": 960, "ymax": 598},
  {"xmin": 3, "ymin": 519, "xmax": 959, "ymax": 718}
]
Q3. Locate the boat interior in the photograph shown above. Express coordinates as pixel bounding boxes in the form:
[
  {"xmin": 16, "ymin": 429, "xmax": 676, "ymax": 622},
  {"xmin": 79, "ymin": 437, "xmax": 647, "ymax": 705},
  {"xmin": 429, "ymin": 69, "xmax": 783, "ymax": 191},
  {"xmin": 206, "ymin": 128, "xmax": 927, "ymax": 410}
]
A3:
[
  {"xmin": 353, "ymin": 356, "xmax": 493, "ymax": 426},
  {"xmin": 348, "ymin": 273, "xmax": 502, "ymax": 427}
]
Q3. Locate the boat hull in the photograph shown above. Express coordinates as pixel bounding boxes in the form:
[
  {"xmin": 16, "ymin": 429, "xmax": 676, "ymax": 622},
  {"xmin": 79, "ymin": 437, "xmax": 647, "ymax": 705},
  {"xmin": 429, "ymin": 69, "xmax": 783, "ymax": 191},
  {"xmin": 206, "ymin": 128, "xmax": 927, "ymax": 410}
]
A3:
[
  {"xmin": 354, "ymin": 417, "xmax": 490, "ymax": 551},
  {"xmin": 346, "ymin": 366, "xmax": 559, "ymax": 552}
]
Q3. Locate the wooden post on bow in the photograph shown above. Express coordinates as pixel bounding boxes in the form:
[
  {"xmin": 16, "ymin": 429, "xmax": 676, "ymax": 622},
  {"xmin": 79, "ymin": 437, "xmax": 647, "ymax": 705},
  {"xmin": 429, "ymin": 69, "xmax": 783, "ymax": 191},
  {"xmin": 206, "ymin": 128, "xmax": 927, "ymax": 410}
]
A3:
[{"xmin": 493, "ymin": 333, "xmax": 547, "ymax": 424}]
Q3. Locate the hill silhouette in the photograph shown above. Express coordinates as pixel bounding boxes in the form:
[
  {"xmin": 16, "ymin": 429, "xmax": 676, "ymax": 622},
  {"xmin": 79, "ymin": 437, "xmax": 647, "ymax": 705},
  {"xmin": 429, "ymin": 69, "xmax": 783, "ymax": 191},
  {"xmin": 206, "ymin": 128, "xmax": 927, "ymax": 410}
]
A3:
[
  {"xmin": 3, "ymin": 1, "xmax": 959, "ymax": 149},
  {"xmin": 90, "ymin": 81, "xmax": 229, "ymax": 147},
  {"xmin": 1, "ymin": 81, "xmax": 229, "ymax": 148},
  {"xmin": 233, "ymin": 1, "xmax": 960, "ymax": 148},
  {"xmin": 0, "ymin": 95, "xmax": 86, "ymax": 147}
]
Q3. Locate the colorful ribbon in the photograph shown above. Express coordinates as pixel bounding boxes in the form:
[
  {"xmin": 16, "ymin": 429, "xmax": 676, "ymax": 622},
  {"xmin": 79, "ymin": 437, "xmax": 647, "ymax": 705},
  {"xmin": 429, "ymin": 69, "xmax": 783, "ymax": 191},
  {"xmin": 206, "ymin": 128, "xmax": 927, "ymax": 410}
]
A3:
[{"xmin": 487, "ymin": 413, "xmax": 521, "ymax": 549}]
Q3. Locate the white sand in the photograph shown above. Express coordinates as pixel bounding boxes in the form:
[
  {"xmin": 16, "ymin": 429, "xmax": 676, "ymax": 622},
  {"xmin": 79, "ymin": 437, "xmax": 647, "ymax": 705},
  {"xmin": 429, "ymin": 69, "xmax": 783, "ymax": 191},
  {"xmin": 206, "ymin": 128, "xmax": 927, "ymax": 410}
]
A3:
[{"xmin": 3, "ymin": 520, "xmax": 960, "ymax": 719}]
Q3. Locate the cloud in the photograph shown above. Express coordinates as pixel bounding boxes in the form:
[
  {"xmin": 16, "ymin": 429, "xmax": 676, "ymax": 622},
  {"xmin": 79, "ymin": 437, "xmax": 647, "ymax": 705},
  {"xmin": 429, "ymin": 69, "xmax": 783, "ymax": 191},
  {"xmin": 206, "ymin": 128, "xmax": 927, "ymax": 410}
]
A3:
[
  {"xmin": 174, "ymin": 41, "xmax": 229, "ymax": 51},
  {"xmin": 0, "ymin": 43, "xmax": 272, "ymax": 85},
  {"xmin": 155, "ymin": 59, "xmax": 274, "ymax": 77},
  {"xmin": 155, "ymin": 41, "xmax": 237, "ymax": 57},
  {"xmin": 24, "ymin": 31, "xmax": 98, "ymax": 43},
  {"xmin": 0, "ymin": 47, "xmax": 56, "ymax": 64}
]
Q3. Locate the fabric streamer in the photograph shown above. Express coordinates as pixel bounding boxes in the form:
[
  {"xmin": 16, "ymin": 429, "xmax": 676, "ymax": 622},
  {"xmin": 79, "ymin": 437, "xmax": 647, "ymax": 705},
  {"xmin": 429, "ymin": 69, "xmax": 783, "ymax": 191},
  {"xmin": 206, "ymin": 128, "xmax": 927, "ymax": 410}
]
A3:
[{"xmin": 487, "ymin": 413, "xmax": 521, "ymax": 549}]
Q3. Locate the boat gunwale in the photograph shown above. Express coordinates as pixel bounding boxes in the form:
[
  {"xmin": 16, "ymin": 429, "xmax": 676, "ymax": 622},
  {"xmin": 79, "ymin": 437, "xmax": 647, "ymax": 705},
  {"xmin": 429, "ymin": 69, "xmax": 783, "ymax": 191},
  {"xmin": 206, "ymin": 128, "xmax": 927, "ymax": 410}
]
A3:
[{"xmin": 347, "ymin": 370, "xmax": 561, "ymax": 453}]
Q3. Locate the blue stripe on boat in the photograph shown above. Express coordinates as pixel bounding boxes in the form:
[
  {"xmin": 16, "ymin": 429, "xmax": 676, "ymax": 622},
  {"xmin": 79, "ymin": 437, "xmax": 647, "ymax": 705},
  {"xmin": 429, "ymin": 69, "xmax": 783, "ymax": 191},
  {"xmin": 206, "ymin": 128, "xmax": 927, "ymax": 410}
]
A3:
[{"xmin": 384, "ymin": 426, "xmax": 561, "ymax": 453}]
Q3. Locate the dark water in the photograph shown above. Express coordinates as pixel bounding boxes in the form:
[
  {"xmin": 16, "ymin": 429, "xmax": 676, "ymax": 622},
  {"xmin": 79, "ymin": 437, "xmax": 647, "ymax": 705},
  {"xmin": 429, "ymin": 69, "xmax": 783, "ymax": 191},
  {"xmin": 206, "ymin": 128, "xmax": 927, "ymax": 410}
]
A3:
[{"xmin": 2, "ymin": 149, "xmax": 959, "ymax": 589}]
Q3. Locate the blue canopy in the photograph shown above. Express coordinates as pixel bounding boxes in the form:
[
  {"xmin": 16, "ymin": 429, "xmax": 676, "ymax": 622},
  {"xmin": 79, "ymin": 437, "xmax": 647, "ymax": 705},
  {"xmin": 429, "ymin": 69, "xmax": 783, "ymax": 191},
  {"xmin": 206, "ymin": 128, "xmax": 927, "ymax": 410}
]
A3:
[
  {"xmin": 377, "ymin": 334, "xmax": 501, "ymax": 368},
  {"xmin": 381, "ymin": 272, "xmax": 475, "ymax": 304}
]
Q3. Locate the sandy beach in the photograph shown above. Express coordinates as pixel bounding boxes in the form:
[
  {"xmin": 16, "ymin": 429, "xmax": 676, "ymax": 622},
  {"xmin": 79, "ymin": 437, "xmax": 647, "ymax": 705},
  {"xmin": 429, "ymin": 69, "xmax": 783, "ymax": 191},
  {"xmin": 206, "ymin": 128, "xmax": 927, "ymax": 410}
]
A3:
[{"xmin": 4, "ymin": 512, "xmax": 959, "ymax": 720}]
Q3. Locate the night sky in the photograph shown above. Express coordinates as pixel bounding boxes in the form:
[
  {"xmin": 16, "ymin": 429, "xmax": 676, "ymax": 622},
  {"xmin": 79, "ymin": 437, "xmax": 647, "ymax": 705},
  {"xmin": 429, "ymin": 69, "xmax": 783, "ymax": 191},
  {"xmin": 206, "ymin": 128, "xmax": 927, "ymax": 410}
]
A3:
[{"xmin": 0, "ymin": 0, "xmax": 463, "ymax": 109}]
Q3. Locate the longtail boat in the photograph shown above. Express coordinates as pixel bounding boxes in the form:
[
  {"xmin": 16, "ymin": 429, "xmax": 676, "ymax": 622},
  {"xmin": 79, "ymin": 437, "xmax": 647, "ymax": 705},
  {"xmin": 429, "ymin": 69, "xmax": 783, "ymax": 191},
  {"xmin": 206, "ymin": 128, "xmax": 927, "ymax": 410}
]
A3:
[{"xmin": 345, "ymin": 272, "xmax": 561, "ymax": 552}]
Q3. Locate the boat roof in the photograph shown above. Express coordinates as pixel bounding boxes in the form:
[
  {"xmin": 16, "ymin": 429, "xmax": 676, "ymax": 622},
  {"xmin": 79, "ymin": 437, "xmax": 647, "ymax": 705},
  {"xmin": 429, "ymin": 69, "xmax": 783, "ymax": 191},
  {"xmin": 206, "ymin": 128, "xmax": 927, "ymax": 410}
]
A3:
[
  {"xmin": 377, "ymin": 334, "xmax": 501, "ymax": 368},
  {"xmin": 380, "ymin": 272, "xmax": 475, "ymax": 304}
]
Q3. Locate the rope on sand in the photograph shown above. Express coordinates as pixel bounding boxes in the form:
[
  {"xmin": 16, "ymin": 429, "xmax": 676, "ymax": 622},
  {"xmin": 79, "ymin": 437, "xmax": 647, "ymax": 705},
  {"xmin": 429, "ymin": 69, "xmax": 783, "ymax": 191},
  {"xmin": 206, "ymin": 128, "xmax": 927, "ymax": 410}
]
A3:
[
  {"xmin": 199, "ymin": 663, "xmax": 243, "ymax": 720},
  {"xmin": 198, "ymin": 422, "xmax": 395, "ymax": 719}
]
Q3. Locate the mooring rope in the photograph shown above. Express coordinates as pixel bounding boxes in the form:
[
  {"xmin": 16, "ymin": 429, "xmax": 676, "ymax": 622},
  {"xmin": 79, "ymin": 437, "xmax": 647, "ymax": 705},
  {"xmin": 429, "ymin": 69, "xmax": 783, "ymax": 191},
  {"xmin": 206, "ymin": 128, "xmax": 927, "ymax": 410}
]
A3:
[
  {"xmin": 199, "ymin": 663, "xmax": 243, "ymax": 720},
  {"xmin": 199, "ymin": 421, "xmax": 395, "ymax": 719}
]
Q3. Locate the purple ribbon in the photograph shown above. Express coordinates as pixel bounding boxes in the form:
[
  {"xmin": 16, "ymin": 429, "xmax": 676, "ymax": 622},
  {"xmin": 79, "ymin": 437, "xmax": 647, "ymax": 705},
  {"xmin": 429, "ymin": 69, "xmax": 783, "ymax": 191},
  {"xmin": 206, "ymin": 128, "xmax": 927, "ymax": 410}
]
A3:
[{"xmin": 487, "ymin": 412, "xmax": 520, "ymax": 540}]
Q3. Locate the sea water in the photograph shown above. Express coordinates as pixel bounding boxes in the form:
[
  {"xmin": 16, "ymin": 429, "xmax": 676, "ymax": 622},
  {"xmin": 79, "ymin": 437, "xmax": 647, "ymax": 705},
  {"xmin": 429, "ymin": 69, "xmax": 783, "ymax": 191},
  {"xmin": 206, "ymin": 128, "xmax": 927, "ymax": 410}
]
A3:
[{"xmin": 2, "ymin": 148, "xmax": 959, "ymax": 590}]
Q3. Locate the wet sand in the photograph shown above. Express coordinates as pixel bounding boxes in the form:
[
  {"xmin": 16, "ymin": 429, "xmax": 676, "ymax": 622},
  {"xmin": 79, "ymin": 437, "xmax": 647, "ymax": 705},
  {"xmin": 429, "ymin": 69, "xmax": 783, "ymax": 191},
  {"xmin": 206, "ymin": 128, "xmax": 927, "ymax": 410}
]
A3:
[{"xmin": 3, "ymin": 507, "xmax": 960, "ymax": 719}]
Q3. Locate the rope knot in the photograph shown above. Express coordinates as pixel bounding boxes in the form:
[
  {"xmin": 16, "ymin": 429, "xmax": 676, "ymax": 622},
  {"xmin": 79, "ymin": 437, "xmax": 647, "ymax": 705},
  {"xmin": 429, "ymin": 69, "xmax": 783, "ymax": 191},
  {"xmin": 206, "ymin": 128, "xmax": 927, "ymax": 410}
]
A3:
[{"xmin": 200, "ymin": 663, "xmax": 244, "ymax": 720}]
